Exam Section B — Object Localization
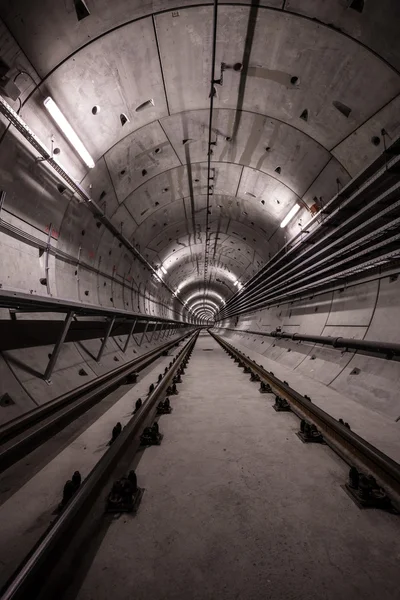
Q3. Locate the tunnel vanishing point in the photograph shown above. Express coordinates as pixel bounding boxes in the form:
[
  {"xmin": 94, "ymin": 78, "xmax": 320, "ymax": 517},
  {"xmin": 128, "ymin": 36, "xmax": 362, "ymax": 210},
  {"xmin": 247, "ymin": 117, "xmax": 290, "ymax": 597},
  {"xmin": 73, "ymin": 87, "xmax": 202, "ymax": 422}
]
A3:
[{"xmin": 0, "ymin": 2, "xmax": 400, "ymax": 600}]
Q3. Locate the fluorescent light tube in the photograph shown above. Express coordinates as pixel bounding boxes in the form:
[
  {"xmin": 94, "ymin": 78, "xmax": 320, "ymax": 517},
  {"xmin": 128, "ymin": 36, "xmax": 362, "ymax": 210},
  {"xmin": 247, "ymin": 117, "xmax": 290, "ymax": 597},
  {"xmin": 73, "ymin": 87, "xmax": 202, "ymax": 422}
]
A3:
[
  {"xmin": 44, "ymin": 97, "xmax": 95, "ymax": 169},
  {"xmin": 280, "ymin": 204, "xmax": 300, "ymax": 228},
  {"xmin": 161, "ymin": 265, "xmax": 167, "ymax": 275}
]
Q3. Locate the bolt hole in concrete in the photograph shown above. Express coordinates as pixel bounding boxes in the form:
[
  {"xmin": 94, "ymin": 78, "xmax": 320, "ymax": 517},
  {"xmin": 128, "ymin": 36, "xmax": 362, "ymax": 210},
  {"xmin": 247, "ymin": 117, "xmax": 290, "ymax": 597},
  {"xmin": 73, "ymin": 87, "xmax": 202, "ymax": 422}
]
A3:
[
  {"xmin": 351, "ymin": 368, "xmax": 361, "ymax": 375},
  {"xmin": 120, "ymin": 113, "xmax": 129, "ymax": 126},
  {"xmin": 79, "ymin": 369, "xmax": 88, "ymax": 376},
  {"xmin": 39, "ymin": 278, "xmax": 47, "ymax": 286},
  {"xmin": 350, "ymin": 0, "xmax": 364, "ymax": 12},
  {"xmin": 202, "ymin": 349, "xmax": 214, "ymax": 351},
  {"xmin": 0, "ymin": 393, "xmax": 15, "ymax": 406},
  {"xmin": 92, "ymin": 105, "xmax": 100, "ymax": 115},
  {"xmin": 135, "ymin": 99, "xmax": 154, "ymax": 112}
]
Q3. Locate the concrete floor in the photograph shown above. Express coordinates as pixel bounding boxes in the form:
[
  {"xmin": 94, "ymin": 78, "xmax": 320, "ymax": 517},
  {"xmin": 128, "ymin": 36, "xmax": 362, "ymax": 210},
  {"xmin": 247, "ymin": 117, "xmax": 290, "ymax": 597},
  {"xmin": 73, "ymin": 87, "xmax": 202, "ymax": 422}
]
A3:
[
  {"xmin": 0, "ymin": 341, "xmax": 183, "ymax": 589},
  {"xmin": 222, "ymin": 334, "xmax": 400, "ymax": 464},
  {"xmin": 75, "ymin": 332, "xmax": 400, "ymax": 600}
]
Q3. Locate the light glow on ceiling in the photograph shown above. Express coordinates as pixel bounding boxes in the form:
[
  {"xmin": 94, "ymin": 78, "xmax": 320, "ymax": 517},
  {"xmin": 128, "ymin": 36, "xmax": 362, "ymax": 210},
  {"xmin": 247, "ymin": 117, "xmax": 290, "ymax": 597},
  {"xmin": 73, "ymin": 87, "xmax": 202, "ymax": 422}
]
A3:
[
  {"xmin": 280, "ymin": 204, "xmax": 300, "ymax": 228},
  {"xmin": 44, "ymin": 97, "xmax": 95, "ymax": 169}
]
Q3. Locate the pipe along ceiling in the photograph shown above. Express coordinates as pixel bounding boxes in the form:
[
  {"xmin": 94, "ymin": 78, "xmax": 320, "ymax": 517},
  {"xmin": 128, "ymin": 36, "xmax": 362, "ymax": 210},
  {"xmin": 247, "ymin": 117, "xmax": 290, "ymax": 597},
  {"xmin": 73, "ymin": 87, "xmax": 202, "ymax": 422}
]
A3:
[{"xmin": 1, "ymin": 2, "xmax": 400, "ymax": 324}]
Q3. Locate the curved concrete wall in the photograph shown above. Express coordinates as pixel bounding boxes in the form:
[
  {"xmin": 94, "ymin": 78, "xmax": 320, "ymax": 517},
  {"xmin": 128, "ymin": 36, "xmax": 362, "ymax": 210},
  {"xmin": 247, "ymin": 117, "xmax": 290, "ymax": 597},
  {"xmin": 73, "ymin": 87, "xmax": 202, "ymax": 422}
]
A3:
[
  {"xmin": 0, "ymin": 130, "xmax": 185, "ymax": 322},
  {"xmin": 217, "ymin": 273, "xmax": 400, "ymax": 421},
  {"xmin": 0, "ymin": 327, "xmax": 185, "ymax": 425}
]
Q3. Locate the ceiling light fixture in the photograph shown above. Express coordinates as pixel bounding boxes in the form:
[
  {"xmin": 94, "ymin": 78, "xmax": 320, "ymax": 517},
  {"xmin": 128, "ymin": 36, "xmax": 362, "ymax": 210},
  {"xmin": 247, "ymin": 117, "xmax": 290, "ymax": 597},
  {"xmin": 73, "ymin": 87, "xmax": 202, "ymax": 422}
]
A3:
[
  {"xmin": 44, "ymin": 97, "xmax": 95, "ymax": 169},
  {"xmin": 160, "ymin": 265, "xmax": 167, "ymax": 275},
  {"xmin": 280, "ymin": 204, "xmax": 300, "ymax": 228}
]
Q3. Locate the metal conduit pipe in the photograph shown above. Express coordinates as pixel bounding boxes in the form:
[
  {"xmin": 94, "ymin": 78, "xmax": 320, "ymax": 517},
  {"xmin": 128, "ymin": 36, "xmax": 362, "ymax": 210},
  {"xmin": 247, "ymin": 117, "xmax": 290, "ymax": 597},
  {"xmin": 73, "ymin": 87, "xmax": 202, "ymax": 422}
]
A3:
[{"xmin": 219, "ymin": 327, "xmax": 400, "ymax": 358}]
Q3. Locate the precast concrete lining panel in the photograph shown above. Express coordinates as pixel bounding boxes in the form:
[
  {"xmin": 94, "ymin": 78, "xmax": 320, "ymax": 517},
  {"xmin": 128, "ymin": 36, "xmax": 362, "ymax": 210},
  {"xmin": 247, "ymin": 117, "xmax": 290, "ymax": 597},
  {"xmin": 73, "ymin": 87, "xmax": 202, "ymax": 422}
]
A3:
[
  {"xmin": 54, "ymin": 259, "xmax": 80, "ymax": 303},
  {"xmin": 156, "ymin": 6, "xmax": 400, "ymax": 148},
  {"xmin": 294, "ymin": 346, "xmax": 355, "ymax": 386},
  {"xmin": 285, "ymin": 0, "xmax": 400, "ymax": 72},
  {"xmin": 76, "ymin": 267, "xmax": 99, "ymax": 306},
  {"xmin": 271, "ymin": 340, "xmax": 313, "ymax": 370},
  {"xmin": 80, "ymin": 158, "xmax": 119, "ymax": 216},
  {"xmin": 331, "ymin": 355, "xmax": 400, "ymax": 420},
  {"xmin": 109, "ymin": 204, "xmax": 137, "ymax": 242},
  {"xmin": 237, "ymin": 167, "xmax": 299, "ymax": 225},
  {"xmin": 262, "ymin": 340, "xmax": 292, "ymax": 362},
  {"xmin": 0, "ymin": 354, "xmax": 36, "ymax": 424},
  {"xmin": 321, "ymin": 325, "xmax": 368, "ymax": 341},
  {"xmin": 365, "ymin": 276, "xmax": 400, "ymax": 343},
  {"xmin": 38, "ymin": 20, "xmax": 168, "ymax": 164},
  {"xmin": 105, "ymin": 122, "xmax": 179, "ymax": 203},
  {"xmin": 302, "ymin": 158, "xmax": 351, "ymax": 208},
  {"xmin": 0, "ymin": 132, "xmax": 72, "ymax": 232},
  {"xmin": 0, "ymin": 2, "xmax": 313, "ymax": 77},
  {"xmin": 3, "ymin": 341, "xmax": 89, "ymax": 382},
  {"xmin": 57, "ymin": 200, "xmax": 101, "ymax": 263},
  {"xmin": 21, "ymin": 364, "xmax": 97, "ymax": 405},
  {"xmin": 160, "ymin": 109, "xmax": 334, "ymax": 196},
  {"xmin": 288, "ymin": 293, "xmax": 333, "ymax": 335},
  {"xmin": 332, "ymin": 92, "xmax": 400, "ymax": 177},
  {"xmin": 16, "ymin": 97, "xmax": 88, "ymax": 183},
  {"xmin": 0, "ymin": 231, "xmax": 45, "ymax": 293},
  {"xmin": 326, "ymin": 280, "xmax": 379, "ymax": 327}
]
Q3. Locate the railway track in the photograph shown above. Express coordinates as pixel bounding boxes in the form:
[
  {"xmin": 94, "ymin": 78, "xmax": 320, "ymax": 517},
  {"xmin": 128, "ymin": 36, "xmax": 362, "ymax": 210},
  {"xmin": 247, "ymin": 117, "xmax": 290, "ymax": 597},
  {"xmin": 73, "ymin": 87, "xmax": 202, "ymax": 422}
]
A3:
[
  {"xmin": 210, "ymin": 331, "xmax": 400, "ymax": 512},
  {"xmin": 0, "ymin": 330, "xmax": 193, "ymax": 473},
  {"xmin": 0, "ymin": 330, "xmax": 198, "ymax": 600}
]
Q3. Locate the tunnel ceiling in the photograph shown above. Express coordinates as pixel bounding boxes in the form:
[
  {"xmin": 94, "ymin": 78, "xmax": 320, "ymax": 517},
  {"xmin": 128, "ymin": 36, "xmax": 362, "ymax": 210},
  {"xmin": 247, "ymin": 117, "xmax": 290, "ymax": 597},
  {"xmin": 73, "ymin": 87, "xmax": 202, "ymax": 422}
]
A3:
[{"xmin": 1, "ymin": 1, "xmax": 400, "ymax": 318}]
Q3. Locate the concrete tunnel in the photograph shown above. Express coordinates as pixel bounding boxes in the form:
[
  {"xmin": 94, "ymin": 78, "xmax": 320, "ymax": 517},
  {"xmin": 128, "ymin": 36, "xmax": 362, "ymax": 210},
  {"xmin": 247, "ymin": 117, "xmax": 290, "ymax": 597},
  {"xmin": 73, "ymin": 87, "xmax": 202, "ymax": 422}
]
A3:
[{"xmin": 0, "ymin": 1, "xmax": 400, "ymax": 599}]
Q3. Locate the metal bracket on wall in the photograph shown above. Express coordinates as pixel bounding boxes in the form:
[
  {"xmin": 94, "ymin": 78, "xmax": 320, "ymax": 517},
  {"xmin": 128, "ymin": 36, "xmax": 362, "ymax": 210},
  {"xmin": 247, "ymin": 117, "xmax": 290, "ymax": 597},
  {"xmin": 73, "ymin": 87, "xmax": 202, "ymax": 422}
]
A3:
[
  {"xmin": 44, "ymin": 311, "xmax": 74, "ymax": 383},
  {"xmin": 96, "ymin": 316, "xmax": 116, "ymax": 363},
  {"xmin": 148, "ymin": 321, "xmax": 159, "ymax": 343},
  {"xmin": 122, "ymin": 318, "xmax": 138, "ymax": 353},
  {"xmin": 138, "ymin": 321, "xmax": 150, "ymax": 347},
  {"xmin": 155, "ymin": 322, "xmax": 165, "ymax": 341}
]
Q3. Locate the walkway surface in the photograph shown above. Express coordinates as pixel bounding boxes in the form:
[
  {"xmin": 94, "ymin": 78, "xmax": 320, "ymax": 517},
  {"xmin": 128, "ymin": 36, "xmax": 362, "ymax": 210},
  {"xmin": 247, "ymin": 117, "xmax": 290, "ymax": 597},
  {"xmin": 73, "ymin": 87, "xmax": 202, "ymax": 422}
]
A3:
[
  {"xmin": 76, "ymin": 332, "xmax": 400, "ymax": 600},
  {"xmin": 0, "ymin": 341, "xmax": 183, "ymax": 589}
]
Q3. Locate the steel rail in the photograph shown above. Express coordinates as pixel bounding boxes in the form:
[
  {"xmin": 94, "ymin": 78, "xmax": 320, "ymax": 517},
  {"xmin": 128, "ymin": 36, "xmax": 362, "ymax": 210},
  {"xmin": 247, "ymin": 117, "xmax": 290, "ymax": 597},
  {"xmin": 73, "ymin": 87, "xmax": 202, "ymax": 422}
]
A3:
[
  {"xmin": 210, "ymin": 331, "xmax": 400, "ymax": 508},
  {"xmin": 0, "ymin": 329, "xmax": 193, "ymax": 472},
  {"xmin": 0, "ymin": 331, "xmax": 198, "ymax": 600}
]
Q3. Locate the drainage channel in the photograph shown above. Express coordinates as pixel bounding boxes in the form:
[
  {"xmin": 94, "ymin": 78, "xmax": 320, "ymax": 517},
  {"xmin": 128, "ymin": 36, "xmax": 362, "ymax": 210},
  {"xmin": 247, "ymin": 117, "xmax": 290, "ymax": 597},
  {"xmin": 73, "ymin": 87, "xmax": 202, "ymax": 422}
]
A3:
[
  {"xmin": 210, "ymin": 330, "xmax": 400, "ymax": 514},
  {"xmin": 0, "ymin": 331, "xmax": 198, "ymax": 600}
]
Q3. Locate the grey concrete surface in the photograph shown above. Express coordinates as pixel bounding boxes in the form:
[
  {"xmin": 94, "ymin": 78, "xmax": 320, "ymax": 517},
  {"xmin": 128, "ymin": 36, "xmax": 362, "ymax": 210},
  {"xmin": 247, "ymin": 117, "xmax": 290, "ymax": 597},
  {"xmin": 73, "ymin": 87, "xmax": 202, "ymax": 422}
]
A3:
[
  {"xmin": 1, "ymin": 1, "xmax": 400, "ymax": 318},
  {"xmin": 0, "ymin": 341, "xmax": 184, "ymax": 589},
  {"xmin": 75, "ymin": 333, "xmax": 400, "ymax": 600},
  {"xmin": 0, "ymin": 10, "xmax": 400, "ymax": 598}
]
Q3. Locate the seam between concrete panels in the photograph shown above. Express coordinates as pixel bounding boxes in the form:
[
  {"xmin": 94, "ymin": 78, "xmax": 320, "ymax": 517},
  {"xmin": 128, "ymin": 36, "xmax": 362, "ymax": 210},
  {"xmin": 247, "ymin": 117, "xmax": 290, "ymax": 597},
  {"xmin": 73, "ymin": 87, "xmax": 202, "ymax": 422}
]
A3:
[
  {"xmin": 362, "ymin": 277, "xmax": 381, "ymax": 340},
  {"xmin": 326, "ymin": 350, "xmax": 356, "ymax": 388},
  {"xmin": 16, "ymin": 3, "xmax": 400, "ymax": 98}
]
